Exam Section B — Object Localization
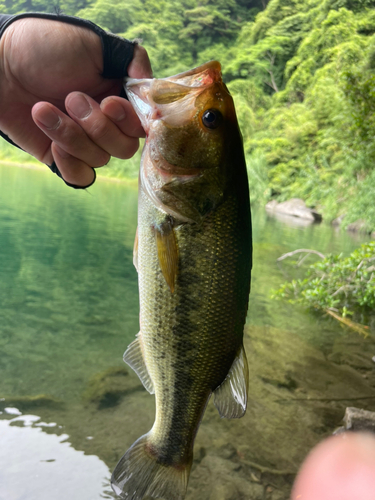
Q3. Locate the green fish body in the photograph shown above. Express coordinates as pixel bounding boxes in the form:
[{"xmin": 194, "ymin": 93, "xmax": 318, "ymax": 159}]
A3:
[{"xmin": 112, "ymin": 61, "xmax": 252, "ymax": 500}]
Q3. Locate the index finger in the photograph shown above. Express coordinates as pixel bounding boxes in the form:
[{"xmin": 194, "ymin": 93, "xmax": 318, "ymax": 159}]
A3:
[
  {"xmin": 100, "ymin": 96, "xmax": 145, "ymax": 138},
  {"xmin": 128, "ymin": 45, "xmax": 153, "ymax": 79}
]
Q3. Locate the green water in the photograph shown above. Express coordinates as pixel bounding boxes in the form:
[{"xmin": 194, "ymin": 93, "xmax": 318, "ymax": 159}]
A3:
[{"xmin": 0, "ymin": 163, "xmax": 374, "ymax": 500}]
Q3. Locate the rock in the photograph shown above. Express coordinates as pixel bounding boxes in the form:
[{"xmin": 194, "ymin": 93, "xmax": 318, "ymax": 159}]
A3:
[
  {"xmin": 0, "ymin": 394, "xmax": 63, "ymax": 412},
  {"xmin": 82, "ymin": 366, "xmax": 143, "ymax": 408},
  {"xmin": 269, "ymin": 491, "xmax": 288, "ymax": 500},
  {"xmin": 218, "ymin": 443, "xmax": 237, "ymax": 460},
  {"xmin": 265, "ymin": 200, "xmax": 279, "ymax": 211},
  {"xmin": 344, "ymin": 407, "xmax": 375, "ymax": 433},
  {"xmin": 208, "ymin": 483, "xmax": 239, "ymax": 500},
  {"xmin": 334, "ymin": 407, "xmax": 375, "ymax": 435},
  {"xmin": 265, "ymin": 198, "xmax": 322, "ymax": 222},
  {"xmin": 346, "ymin": 219, "xmax": 369, "ymax": 233},
  {"xmin": 192, "ymin": 455, "xmax": 264, "ymax": 500},
  {"xmin": 331, "ymin": 214, "xmax": 346, "ymax": 226}
]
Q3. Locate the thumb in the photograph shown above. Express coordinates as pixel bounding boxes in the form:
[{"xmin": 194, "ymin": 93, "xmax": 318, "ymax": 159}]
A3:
[
  {"xmin": 292, "ymin": 432, "xmax": 375, "ymax": 500},
  {"xmin": 127, "ymin": 45, "xmax": 153, "ymax": 79}
]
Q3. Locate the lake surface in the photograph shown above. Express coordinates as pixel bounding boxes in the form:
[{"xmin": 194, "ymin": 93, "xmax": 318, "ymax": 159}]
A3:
[{"xmin": 1, "ymin": 163, "xmax": 374, "ymax": 500}]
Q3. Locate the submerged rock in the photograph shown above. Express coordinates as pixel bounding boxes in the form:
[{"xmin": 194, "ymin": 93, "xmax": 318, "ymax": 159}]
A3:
[
  {"xmin": 346, "ymin": 219, "xmax": 371, "ymax": 234},
  {"xmin": 265, "ymin": 198, "xmax": 322, "ymax": 222},
  {"xmin": 82, "ymin": 366, "xmax": 143, "ymax": 409},
  {"xmin": 335, "ymin": 407, "xmax": 375, "ymax": 434},
  {"xmin": 0, "ymin": 394, "xmax": 63, "ymax": 412},
  {"xmin": 217, "ymin": 443, "xmax": 238, "ymax": 460},
  {"xmin": 191, "ymin": 454, "xmax": 265, "ymax": 500},
  {"xmin": 331, "ymin": 214, "xmax": 346, "ymax": 226}
]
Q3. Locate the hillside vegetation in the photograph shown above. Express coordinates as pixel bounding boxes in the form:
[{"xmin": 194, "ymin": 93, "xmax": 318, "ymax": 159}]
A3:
[{"xmin": 1, "ymin": 0, "xmax": 375, "ymax": 230}]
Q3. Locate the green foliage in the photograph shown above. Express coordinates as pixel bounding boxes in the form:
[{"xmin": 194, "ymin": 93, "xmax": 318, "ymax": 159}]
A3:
[
  {"xmin": 0, "ymin": 141, "xmax": 39, "ymax": 164},
  {"xmin": 76, "ymin": 0, "xmax": 141, "ymax": 33},
  {"xmin": 273, "ymin": 242, "xmax": 375, "ymax": 325},
  {"xmin": 99, "ymin": 145, "xmax": 142, "ymax": 180},
  {"xmin": 245, "ymin": 151, "xmax": 271, "ymax": 205},
  {"xmin": 230, "ymin": 0, "xmax": 375, "ymax": 229},
  {"xmin": 1, "ymin": 0, "xmax": 375, "ymax": 231},
  {"xmin": 3, "ymin": 0, "xmax": 91, "ymax": 14}
]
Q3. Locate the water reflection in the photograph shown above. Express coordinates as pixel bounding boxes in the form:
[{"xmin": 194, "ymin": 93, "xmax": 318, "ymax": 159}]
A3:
[{"xmin": 0, "ymin": 411, "xmax": 113, "ymax": 500}]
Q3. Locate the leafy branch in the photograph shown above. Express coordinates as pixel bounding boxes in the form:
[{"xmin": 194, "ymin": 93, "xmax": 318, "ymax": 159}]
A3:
[{"xmin": 272, "ymin": 242, "xmax": 375, "ymax": 334}]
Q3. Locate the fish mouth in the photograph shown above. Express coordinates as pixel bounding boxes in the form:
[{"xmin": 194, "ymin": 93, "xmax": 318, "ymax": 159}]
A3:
[{"xmin": 125, "ymin": 61, "xmax": 222, "ymax": 131}]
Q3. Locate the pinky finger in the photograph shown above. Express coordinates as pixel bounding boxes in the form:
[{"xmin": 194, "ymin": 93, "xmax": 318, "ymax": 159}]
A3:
[{"xmin": 52, "ymin": 143, "xmax": 96, "ymax": 188}]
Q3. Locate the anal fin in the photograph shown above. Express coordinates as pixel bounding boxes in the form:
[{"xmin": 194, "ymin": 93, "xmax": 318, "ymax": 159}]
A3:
[
  {"xmin": 123, "ymin": 333, "xmax": 154, "ymax": 394},
  {"xmin": 213, "ymin": 345, "xmax": 249, "ymax": 419}
]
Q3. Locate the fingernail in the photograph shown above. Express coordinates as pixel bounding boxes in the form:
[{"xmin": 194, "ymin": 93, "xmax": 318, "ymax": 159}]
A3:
[
  {"xmin": 36, "ymin": 106, "xmax": 61, "ymax": 130},
  {"xmin": 101, "ymin": 99, "xmax": 126, "ymax": 121},
  {"xmin": 67, "ymin": 93, "xmax": 92, "ymax": 119}
]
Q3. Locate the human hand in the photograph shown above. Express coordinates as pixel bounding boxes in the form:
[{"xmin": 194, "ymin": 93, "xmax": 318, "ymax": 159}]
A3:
[
  {"xmin": 0, "ymin": 17, "xmax": 152, "ymax": 186},
  {"xmin": 291, "ymin": 432, "xmax": 375, "ymax": 500}
]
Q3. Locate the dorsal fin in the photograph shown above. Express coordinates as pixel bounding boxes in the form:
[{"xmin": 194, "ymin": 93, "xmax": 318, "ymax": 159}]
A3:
[
  {"xmin": 123, "ymin": 333, "xmax": 154, "ymax": 394},
  {"xmin": 213, "ymin": 345, "xmax": 249, "ymax": 419}
]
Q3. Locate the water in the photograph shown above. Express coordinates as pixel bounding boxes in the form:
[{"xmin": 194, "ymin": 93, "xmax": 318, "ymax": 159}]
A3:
[{"xmin": 0, "ymin": 163, "xmax": 374, "ymax": 500}]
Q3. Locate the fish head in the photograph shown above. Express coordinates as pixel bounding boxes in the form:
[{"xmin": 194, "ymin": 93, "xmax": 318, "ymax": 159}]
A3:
[{"xmin": 126, "ymin": 61, "xmax": 244, "ymax": 223}]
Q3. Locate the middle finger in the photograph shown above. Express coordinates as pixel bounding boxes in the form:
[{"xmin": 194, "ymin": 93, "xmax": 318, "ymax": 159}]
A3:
[{"xmin": 65, "ymin": 93, "xmax": 140, "ymax": 159}]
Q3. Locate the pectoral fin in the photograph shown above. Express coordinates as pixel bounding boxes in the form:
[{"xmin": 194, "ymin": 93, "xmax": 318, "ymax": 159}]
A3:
[
  {"xmin": 123, "ymin": 333, "xmax": 154, "ymax": 394},
  {"xmin": 154, "ymin": 221, "xmax": 179, "ymax": 293},
  {"xmin": 213, "ymin": 345, "xmax": 249, "ymax": 419}
]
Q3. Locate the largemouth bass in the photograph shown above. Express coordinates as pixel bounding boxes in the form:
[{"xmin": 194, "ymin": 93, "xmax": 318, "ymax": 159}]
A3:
[{"xmin": 112, "ymin": 61, "xmax": 252, "ymax": 500}]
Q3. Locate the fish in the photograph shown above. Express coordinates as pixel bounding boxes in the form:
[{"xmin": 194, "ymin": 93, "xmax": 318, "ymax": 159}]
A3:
[{"xmin": 111, "ymin": 60, "xmax": 252, "ymax": 500}]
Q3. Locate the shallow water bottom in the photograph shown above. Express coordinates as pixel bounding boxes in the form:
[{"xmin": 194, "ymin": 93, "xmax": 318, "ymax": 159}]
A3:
[
  {"xmin": 1, "ymin": 322, "xmax": 375, "ymax": 500},
  {"xmin": 0, "ymin": 163, "xmax": 374, "ymax": 499}
]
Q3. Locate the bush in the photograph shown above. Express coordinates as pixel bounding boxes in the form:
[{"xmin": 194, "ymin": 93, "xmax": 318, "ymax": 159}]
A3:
[{"xmin": 272, "ymin": 242, "xmax": 375, "ymax": 329}]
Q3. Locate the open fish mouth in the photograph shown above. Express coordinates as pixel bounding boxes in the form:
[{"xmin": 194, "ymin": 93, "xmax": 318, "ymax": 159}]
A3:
[{"xmin": 125, "ymin": 61, "xmax": 222, "ymax": 131}]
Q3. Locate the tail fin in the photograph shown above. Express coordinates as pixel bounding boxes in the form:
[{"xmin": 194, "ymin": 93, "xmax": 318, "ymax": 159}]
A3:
[{"xmin": 111, "ymin": 433, "xmax": 192, "ymax": 500}]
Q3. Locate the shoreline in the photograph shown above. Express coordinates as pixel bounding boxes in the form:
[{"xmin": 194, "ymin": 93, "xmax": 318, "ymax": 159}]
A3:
[{"xmin": 0, "ymin": 160, "xmax": 138, "ymax": 187}]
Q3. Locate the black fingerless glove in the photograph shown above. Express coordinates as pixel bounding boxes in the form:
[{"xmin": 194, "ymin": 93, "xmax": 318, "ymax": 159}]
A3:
[{"xmin": 0, "ymin": 12, "xmax": 136, "ymax": 189}]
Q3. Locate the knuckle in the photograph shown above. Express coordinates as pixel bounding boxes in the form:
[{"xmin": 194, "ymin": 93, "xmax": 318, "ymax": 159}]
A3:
[
  {"xmin": 89, "ymin": 119, "xmax": 111, "ymax": 142},
  {"xmin": 61, "ymin": 123, "xmax": 84, "ymax": 149},
  {"xmin": 59, "ymin": 121, "xmax": 109, "ymax": 167}
]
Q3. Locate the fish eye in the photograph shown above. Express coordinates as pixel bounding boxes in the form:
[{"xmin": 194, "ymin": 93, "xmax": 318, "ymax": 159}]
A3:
[{"xmin": 202, "ymin": 109, "xmax": 222, "ymax": 129}]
